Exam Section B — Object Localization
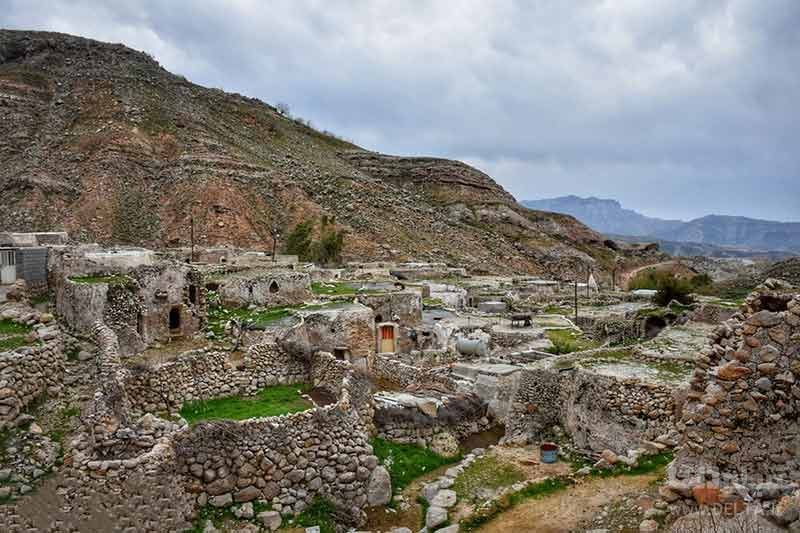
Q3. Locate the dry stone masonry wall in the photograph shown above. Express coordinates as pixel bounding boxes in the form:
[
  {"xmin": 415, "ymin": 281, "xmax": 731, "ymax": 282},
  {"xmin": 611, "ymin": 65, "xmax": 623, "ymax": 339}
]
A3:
[
  {"xmin": 670, "ymin": 281, "xmax": 800, "ymax": 500},
  {"xmin": 125, "ymin": 342, "xmax": 308, "ymax": 413},
  {"xmin": 505, "ymin": 365, "xmax": 680, "ymax": 453},
  {"xmin": 0, "ymin": 315, "xmax": 63, "ymax": 430}
]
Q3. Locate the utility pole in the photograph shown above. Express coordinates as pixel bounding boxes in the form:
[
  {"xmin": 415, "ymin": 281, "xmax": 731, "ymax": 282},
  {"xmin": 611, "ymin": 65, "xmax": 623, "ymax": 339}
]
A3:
[
  {"xmin": 271, "ymin": 227, "xmax": 280, "ymax": 263},
  {"xmin": 574, "ymin": 278, "xmax": 578, "ymax": 324}
]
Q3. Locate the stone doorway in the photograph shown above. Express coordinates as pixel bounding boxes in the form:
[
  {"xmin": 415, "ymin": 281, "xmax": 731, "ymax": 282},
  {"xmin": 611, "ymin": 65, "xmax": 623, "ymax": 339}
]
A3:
[
  {"xmin": 379, "ymin": 324, "xmax": 396, "ymax": 354},
  {"xmin": 169, "ymin": 307, "xmax": 181, "ymax": 335}
]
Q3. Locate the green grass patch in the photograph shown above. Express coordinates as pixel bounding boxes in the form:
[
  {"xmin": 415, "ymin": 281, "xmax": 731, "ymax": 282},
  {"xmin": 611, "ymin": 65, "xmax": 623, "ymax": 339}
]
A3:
[
  {"xmin": 460, "ymin": 451, "xmax": 674, "ymax": 530},
  {"xmin": 0, "ymin": 336, "xmax": 32, "ymax": 352},
  {"xmin": 68, "ymin": 274, "xmax": 132, "ymax": 286},
  {"xmin": 545, "ymin": 329, "xmax": 599, "ymax": 354},
  {"xmin": 0, "ymin": 319, "xmax": 32, "ymax": 335},
  {"xmin": 48, "ymin": 404, "xmax": 80, "ymax": 444},
  {"xmin": 311, "ymin": 281, "xmax": 357, "ymax": 295},
  {"xmin": 589, "ymin": 451, "xmax": 674, "ymax": 478},
  {"xmin": 453, "ymin": 455, "xmax": 526, "ymax": 503},
  {"xmin": 423, "ymin": 297, "xmax": 445, "ymax": 307},
  {"xmin": 290, "ymin": 496, "xmax": 337, "ymax": 533},
  {"xmin": 180, "ymin": 383, "xmax": 312, "ymax": 425},
  {"xmin": 542, "ymin": 305, "xmax": 572, "ymax": 315},
  {"xmin": 206, "ymin": 305, "xmax": 294, "ymax": 336},
  {"xmin": 371, "ymin": 438, "xmax": 461, "ymax": 492}
]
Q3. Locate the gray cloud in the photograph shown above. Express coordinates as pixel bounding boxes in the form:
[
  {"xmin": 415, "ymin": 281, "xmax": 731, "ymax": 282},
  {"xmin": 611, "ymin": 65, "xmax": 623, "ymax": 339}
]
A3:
[{"xmin": 3, "ymin": 0, "xmax": 799, "ymax": 221}]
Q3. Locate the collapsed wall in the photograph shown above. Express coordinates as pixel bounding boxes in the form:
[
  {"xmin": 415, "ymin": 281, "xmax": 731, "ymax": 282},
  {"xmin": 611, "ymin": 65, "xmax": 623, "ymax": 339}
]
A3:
[
  {"xmin": 504, "ymin": 363, "xmax": 681, "ymax": 453},
  {"xmin": 374, "ymin": 391, "xmax": 490, "ymax": 455},
  {"xmin": 669, "ymin": 281, "xmax": 800, "ymax": 499}
]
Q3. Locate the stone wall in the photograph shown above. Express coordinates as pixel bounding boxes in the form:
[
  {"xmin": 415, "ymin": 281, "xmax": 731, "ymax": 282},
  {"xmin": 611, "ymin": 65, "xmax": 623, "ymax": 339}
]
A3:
[
  {"xmin": 125, "ymin": 343, "xmax": 309, "ymax": 413},
  {"xmin": 55, "ymin": 261, "xmax": 206, "ymax": 356},
  {"xmin": 374, "ymin": 392, "xmax": 490, "ymax": 455},
  {"xmin": 174, "ymin": 401, "xmax": 382, "ymax": 522},
  {"xmin": 0, "ymin": 320, "xmax": 63, "ymax": 430},
  {"xmin": 76, "ymin": 323, "xmax": 389, "ymax": 523},
  {"xmin": 357, "ymin": 291, "xmax": 422, "ymax": 326},
  {"xmin": 670, "ymin": 283, "xmax": 800, "ymax": 497},
  {"xmin": 504, "ymin": 365, "xmax": 680, "ymax": 453},
  {"xmin": 214, "ymin": 269, "xmax": 312, "ymax": 308},
  {"xmin": 371, "ymin": 354, "xmax": 457, "ymax": 392}
]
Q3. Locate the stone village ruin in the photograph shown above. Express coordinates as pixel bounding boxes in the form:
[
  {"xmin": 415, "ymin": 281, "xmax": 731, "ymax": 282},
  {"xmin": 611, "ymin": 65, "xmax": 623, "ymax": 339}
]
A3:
[
  {"xmin": 0, "ymin": 26, "xmax": 798, "ymax": 533},
  {"xmin": 0, "ymin": 233, "xmax": 798, "ymax": 533}
]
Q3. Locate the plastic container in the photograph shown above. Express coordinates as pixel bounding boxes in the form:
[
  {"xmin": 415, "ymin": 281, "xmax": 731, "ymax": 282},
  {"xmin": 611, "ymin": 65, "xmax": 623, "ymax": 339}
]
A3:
[{"xmin": 540, "ymin": 442, "xmax": 559, "ymax": 463}]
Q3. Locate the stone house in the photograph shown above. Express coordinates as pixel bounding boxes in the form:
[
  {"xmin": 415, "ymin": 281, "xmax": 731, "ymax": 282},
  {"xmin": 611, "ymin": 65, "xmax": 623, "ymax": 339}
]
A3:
[
  {"xmin": 55, "ymin": 258, "xmax": 206, "ymax": 355},
  {"xmin": 202, "ymin": 267, "xmax": 311, "ymax": 308}
]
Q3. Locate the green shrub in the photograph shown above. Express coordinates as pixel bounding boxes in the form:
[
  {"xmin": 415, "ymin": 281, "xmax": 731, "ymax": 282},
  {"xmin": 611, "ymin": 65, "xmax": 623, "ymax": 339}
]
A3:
[
  {"xmin": 283, "ymin": 220, "xmax": 314, "ymax": 261},
  {"xmin": 654, "ymin": 275, "xmax": 693, "ymax": 306},
  {"xmin": 283, "ymin": 217, "xmax": 346, "ymax": 265}
]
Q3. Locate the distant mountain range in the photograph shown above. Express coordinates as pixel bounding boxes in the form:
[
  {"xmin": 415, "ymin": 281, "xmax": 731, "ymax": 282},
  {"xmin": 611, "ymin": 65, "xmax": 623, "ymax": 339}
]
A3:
[{"xmin": 521, "ymin": 196, "xmax": 800, "ymax": 256}]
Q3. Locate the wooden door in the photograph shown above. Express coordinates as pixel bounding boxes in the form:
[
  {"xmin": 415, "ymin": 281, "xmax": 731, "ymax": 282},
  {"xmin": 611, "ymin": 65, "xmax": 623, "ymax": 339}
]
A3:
[{"xmin": 380, "ymin": 325, "xmax": 395, "ymax": 353}]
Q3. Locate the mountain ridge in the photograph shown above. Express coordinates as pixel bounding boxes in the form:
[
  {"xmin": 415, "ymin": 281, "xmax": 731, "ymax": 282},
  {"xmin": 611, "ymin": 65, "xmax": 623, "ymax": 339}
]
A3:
[
  {"xmin": 522, "ymin": 196, "xmax": 800, "ymax": 254},
  {"xmin": 0, "ymin": 29, "xmax": 638, "ymax": 277}
]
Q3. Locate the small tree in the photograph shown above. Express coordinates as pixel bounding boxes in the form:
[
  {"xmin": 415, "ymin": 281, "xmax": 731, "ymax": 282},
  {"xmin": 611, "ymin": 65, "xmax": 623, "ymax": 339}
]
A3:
[
  {"xmin": 311, "ymin": 216, "xmax": 346, "ymax": 265},
  {"xmin": 283, "ymin": 221, "xmax": 314, "ymax": 261},
  {"xmin": 654, "ymin": 274, "xmax": 694, "ymax": 306}
]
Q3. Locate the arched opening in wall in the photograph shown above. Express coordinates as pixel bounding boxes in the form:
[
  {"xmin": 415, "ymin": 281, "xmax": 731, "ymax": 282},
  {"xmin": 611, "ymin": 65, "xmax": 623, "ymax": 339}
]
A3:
[
  {"xmin": 760, "ymin": 295, "xmax": 789, "ymax": 312},
  {"xmin": 205, "ymin": 282, "xmax": 219, "ymax": 293},
  {"xmin": 169, "ymin": 307, "xmax": 181, "ymax": 334},
  {"xmin": 269, "ymin": 280, "xmax": 280, "ymax": 294},
  {"xmin": 136, "ymin": 313, "xmax": 144, "ymax": 336},
  {"xmin": 189, "ymin": 285, "xmax": 198, "ymax": 305},
  {"xmin": 375, "ymin": 314, "xmax": 383, "ymax": 324},
  {"xmin": 248, "ymin": 285, "xmax": 254, "ymax": 297},
  {"xmin": 644, "ymin": 316, "xmax": 667, "ymax": 339},
  {"xmin": 333, "ymin": 347, "xmax": 349, "ymax": 361}
]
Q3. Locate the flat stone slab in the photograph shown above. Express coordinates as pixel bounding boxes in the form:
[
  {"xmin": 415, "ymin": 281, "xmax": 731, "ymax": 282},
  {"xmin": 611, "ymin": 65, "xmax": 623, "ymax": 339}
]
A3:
[{"xmin": 451, "ymin": 362, "xmax": 521, "ymax": 379}]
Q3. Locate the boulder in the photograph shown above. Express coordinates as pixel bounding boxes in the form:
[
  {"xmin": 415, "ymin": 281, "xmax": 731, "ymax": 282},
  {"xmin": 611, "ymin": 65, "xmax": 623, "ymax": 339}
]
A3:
[
  {"xmin": 258, "ymin": 510, "xmax": 281, "ymax": 531},
  {"xmin": 366, "ymin": 466, "xmax": 391, "ymax": 507},
  {"xmin": 426, "ymin": 506, "xmax": 448, "ymax": 529},
  {"xmin": 431, "ymin": 489, "xmax": 457, "ymax": 508}
]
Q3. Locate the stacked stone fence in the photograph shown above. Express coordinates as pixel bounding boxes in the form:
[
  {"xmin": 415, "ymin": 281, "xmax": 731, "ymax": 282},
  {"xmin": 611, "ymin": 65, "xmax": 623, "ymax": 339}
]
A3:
[
  {"xmin": 504, "ymin": 365, "xmax": 680, "ymax": 453},
  {"xmin": 0, "ymin": 321, "xmax": 63, "ymax": 430},
  {"xmin": 371, "ymin": 354, "xmax": 458, "ymax": 392}
]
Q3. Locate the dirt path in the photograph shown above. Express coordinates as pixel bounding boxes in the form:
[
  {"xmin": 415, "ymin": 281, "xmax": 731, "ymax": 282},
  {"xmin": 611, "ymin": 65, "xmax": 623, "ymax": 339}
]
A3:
[{"xmin": 477, "ymin": 473, "xmax": 660, "ymax": 533}]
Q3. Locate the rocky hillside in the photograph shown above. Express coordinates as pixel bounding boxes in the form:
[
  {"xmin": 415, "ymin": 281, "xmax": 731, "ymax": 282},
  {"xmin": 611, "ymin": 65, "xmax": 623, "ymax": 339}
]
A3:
[{"xmin": 1, "ymin": 30, "xmax": 629, "ymax": 276}]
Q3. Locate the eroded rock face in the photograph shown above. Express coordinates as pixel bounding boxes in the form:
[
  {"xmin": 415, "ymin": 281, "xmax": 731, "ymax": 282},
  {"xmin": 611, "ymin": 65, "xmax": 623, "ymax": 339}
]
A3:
[{"xmin": 671, "ymin": 283, "xmax": 800, "ymax": 498}]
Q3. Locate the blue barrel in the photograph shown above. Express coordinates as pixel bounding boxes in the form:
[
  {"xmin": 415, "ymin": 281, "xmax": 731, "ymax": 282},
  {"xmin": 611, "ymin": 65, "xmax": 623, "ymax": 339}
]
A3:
[{"xmin": 540, "ymin": 442, "xmax": 558, "ymax": 463}]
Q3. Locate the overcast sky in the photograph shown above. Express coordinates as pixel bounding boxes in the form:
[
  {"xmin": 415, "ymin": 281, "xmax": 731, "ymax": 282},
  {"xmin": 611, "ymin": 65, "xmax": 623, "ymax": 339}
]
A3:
[{"xmin": 4, "ymin": 0, "xmax": 799, "ymax": 221}]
